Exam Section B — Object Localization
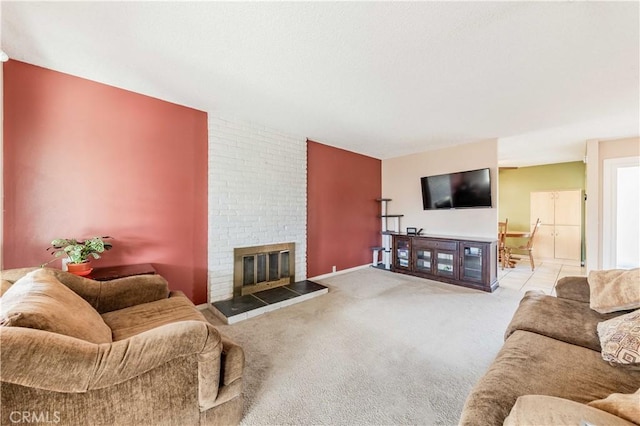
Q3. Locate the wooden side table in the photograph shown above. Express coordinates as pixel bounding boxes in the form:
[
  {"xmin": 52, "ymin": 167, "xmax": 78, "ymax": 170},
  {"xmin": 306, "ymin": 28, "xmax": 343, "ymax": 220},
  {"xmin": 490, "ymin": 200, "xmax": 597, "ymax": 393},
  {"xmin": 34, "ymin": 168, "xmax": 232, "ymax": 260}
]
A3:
[{"xmin": 89, "ymin": 263, "xmax": 156, "ymax": 281}]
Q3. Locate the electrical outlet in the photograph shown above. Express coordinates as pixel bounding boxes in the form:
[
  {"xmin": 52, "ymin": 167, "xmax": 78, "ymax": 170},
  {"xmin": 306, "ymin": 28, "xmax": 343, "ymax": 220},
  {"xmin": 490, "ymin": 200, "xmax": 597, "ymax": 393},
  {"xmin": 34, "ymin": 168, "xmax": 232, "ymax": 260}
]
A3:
[{"xmin": 332, "ymin": 265, "xmax": 337, "ymax": 273}]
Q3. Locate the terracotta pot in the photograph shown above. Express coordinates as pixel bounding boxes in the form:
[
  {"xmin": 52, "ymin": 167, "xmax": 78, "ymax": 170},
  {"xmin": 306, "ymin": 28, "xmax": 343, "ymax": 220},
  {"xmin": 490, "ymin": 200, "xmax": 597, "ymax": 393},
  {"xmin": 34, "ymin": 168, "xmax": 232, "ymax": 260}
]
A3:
[{"xmin": 67, "ymin": 261, "xmax": 93, "ymax": 277}]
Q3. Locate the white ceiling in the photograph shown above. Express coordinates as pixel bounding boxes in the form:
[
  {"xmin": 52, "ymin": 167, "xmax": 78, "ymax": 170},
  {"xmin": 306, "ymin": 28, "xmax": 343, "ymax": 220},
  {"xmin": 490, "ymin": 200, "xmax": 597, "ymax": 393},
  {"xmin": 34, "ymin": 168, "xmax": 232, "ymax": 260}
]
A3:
[{"xmin": 2, "ymin": 1, "xmax": 639, "ymax": 166}]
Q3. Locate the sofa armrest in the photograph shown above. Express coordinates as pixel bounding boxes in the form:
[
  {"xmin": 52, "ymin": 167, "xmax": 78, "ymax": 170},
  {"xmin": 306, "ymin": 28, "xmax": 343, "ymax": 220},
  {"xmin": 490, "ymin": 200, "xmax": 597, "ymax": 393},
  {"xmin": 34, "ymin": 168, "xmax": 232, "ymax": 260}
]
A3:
[
  {"xmin": 221, "ymin": 336, "xmax": 245, "ymax": 386},
  {"xmin": 555, "ymin": 276, "xmax": 590, "ymax": 303},
  {"xmin": 48, "ymin": 268, "xmax": 169, "ymax": 313},
  {"xmin": 1, "ymin": 268, "xmax": 169, "ymax": 313},
  {"xmin": 93, "ymin": 274, "xmax": 169, "ymax": 313},
  {"xmin": 92, "ymin": 319, "xmax": 221, "ymax": 381},
  {"xmin": 1, "ymin": 320, "xmax": 223, "ymax": 410}
]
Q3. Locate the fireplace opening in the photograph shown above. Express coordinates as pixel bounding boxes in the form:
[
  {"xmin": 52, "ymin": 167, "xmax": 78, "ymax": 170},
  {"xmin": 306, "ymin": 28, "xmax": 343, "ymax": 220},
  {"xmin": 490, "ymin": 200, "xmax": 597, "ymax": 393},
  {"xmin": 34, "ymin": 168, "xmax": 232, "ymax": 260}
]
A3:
[{"xmin": 234, "ymin": 242, "xmax": 295, "ymax": 296}]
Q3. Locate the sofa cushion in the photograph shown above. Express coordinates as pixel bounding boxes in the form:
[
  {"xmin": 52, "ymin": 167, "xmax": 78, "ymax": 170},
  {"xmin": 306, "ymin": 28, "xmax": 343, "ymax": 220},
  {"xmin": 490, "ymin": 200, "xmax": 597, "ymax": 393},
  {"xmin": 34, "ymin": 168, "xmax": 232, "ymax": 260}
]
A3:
[
  {"xmin": 504, "ymin": 395, "xmax": 635, "ymax": 426},
  {"xmin": 589, "ymin": 268, "xmax": 640, "ymax": 313},
  {"xmin": 458, "ymin": 330, "xmax": 640, "ymax": 426},
  {"xmin": 555, "ymin": 276, "xmax": 591, "ymax": 303},
  {"xmin": 505, "ymin": 290, "xmax": 619, "ymax": 352},
  {"xmin": 0, "ymin": 269, "xmax": 112, "ymax": 344},
  {"xmin": 102, "ymin": 293, "xmax": 206, "ymax": 341},
  {"xmin": 588, "ymin": 389, "xmax": 640, "ymax": 424},
  {"xmin": 597, "ymin": 309, "xmax": 640, "ymax": 368}
]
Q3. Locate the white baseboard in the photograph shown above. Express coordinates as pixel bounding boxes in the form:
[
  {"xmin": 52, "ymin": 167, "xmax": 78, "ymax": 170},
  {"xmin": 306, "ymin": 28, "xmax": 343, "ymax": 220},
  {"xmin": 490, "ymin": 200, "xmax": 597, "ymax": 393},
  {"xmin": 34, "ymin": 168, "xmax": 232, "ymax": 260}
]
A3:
[{"xmin": 309, "ymin": 263, "xmax": 372, "ymax": 281}]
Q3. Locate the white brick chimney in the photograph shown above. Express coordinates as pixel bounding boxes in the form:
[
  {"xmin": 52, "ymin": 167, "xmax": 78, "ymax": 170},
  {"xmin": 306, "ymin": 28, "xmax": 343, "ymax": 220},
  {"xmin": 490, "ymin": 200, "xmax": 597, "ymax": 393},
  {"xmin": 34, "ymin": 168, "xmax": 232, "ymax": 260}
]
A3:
[{"xmin": 207, "ymin": 114, "xmax": 307, "ymax": 302}]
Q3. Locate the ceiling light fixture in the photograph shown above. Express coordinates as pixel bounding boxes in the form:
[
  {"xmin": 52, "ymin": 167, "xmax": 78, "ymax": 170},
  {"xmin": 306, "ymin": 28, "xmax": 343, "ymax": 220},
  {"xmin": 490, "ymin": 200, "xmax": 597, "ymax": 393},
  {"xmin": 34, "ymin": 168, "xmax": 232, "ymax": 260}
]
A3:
[{"xmin": 0, "ymin": 50, "xmax": 9, "ymax": 62}]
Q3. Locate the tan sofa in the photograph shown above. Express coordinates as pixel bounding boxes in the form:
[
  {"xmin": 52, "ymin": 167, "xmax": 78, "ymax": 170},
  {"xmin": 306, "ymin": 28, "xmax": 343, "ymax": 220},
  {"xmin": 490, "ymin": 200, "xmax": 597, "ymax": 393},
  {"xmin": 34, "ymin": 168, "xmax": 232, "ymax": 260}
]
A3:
[
  {"xmin": 459, "ymin": 275, "xmax": 640, "ymax": 425},
  {"xmin": 0, "ymin": 267, "xmax": 244, "ymax": 425}
]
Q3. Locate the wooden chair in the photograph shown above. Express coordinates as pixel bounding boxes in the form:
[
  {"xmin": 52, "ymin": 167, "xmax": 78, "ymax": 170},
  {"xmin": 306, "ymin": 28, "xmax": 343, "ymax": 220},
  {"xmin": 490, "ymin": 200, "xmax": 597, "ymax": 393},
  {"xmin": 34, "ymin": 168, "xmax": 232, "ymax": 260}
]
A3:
[
  {"xmin": 498, "ymin": 219, "xmax": 509, "ymax": 269},
  {"xmin": 506, "ymin": 218, "xmax": 542, "ymax": 271}
]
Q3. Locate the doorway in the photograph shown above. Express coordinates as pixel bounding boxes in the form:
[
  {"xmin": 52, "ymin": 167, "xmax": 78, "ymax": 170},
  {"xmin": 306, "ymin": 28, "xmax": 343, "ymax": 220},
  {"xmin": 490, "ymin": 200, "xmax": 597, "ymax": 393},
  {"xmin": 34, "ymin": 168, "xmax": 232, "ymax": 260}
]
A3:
[{"xmin": 603, "ymin": 156, "xmax": 640, "ymax": 269}]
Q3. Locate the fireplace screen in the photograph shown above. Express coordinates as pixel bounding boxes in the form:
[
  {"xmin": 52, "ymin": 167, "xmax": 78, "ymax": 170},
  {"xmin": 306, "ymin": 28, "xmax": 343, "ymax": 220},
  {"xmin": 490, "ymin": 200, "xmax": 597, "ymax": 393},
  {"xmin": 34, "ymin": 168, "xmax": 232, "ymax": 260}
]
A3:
[{"xmin": 234, "ymin": 242, "xmax": 295, "ymax": 296}]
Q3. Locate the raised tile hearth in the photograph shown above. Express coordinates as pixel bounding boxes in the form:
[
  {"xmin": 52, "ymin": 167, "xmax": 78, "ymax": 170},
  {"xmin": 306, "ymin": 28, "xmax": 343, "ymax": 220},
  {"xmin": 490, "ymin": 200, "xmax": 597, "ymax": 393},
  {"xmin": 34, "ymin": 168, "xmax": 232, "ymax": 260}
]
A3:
[{"xmin": 210, "ymin": 280, "xmax": 328, "ymax": 324}]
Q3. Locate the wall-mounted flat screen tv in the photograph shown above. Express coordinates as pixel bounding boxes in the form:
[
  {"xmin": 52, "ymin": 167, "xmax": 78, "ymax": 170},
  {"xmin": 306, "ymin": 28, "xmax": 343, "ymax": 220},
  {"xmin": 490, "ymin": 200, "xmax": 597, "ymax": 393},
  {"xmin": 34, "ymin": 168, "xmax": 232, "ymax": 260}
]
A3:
[{"xmin": 421, "ymin": 168, "xmax": 492, "ymax": 210}]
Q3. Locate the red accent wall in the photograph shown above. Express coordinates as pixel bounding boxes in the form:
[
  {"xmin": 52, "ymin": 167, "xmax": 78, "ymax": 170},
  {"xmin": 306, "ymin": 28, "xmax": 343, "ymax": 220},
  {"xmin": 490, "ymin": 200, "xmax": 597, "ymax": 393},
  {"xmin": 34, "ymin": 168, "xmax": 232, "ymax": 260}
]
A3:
[
  {"xmin": 307, "ymin": 140, "xmax": 381, "ymax": 277},
  {"xmin": 3, "ymin": 61, "xmax": 208, "ymax": 304}
]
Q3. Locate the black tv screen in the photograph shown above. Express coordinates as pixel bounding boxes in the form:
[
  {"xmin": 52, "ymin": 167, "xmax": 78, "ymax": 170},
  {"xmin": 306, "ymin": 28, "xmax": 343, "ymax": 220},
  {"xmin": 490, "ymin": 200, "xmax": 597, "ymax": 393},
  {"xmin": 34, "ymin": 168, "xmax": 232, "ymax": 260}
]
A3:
[{"xmin": 421, "ymin": 168, "xmax": 492, "ymax": 210}]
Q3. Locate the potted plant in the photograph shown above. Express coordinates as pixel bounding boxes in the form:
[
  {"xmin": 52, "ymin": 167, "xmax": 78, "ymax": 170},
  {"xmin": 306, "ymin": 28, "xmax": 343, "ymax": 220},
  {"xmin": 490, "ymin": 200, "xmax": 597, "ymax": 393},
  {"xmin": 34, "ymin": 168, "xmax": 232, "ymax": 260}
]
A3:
[{"xmin": 43, "ymin": 236, "xmax": 113, "ymax": 276}]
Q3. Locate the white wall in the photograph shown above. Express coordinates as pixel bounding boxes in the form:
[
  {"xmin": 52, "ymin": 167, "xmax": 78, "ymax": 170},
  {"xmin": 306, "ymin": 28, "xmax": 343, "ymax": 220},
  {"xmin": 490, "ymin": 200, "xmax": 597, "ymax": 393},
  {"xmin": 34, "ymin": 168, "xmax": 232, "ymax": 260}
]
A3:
[
  {"xmin": 382, "ymin": 139, "xmax": 499, "ymax": 239},
  {"xmin": 613, "ymin": 162, "xmax": 639, "ymax": 268},
  {"xmin": 208, "ymin": 114, "xmax": 307, "ymax": 302}
]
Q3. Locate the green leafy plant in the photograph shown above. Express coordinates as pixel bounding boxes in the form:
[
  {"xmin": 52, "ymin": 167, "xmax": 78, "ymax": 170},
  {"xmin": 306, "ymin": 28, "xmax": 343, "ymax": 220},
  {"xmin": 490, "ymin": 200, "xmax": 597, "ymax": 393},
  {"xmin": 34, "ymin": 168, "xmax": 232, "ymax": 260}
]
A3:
[{"xmin": 43, "ymin": 236, "xmax": 113, "ymax": 266}]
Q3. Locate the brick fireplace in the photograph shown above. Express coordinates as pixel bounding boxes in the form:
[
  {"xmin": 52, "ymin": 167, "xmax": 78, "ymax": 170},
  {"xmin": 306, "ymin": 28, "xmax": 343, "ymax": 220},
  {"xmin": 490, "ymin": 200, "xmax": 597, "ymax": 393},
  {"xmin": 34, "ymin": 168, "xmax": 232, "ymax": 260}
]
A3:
[{"xmin": 208, "ymin": 114, "xmax": 307, "ymax": 302}]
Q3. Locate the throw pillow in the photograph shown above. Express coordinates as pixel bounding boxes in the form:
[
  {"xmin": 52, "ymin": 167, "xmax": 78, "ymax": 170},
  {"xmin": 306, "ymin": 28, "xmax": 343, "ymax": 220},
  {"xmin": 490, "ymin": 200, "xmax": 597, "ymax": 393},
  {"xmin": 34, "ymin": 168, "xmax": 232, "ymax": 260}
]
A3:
[
  {"xmin": 597, "ymin": 309, "xmax": 640, "ymax": 368},
  {"xmin": 588, "ymin": 268, "xmax": 640, "ymax": 314},
  {"xmin": 588, "ymin": 389, "xmax": 640, "ymax": 425},
  {"xmin": 504, "ymin": 395, "xmax": 635, "ymax": 426},
  {"xmin": 0, "ymin": 269, "xmax": 112, "ymax": 344}
]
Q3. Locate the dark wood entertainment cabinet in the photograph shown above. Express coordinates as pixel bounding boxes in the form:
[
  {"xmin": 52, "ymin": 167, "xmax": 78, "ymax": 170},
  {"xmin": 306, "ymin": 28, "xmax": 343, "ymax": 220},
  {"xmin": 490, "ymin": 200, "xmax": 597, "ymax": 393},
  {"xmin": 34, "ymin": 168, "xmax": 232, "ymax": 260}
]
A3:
[{"xmin": 392, "ymin": 234, "xmax": 498, "ymax": 292}]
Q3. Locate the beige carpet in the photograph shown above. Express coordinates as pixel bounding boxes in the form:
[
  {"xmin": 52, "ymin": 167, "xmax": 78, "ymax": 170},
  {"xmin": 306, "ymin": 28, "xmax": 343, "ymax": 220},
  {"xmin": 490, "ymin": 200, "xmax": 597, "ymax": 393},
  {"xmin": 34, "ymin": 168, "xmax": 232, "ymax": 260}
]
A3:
[{"xmin": 207, "ymin": 267, "xmax": 523, "ymax": 425}]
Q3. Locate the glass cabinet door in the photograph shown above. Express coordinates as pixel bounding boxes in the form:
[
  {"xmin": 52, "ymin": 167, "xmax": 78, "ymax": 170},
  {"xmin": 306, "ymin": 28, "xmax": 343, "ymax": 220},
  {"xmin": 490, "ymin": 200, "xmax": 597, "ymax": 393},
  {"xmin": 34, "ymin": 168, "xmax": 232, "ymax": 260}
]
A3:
[
  {"xmin": 461, "ymin": 244, "xmax": 484, "ymax": 282},
  {"xmin": 396, "ymin": 239, "xmax": 410, "ymax": 269},
  {"xmin": 414, "ymin": 249, "xmax": 432, "ymax": 273},
  {"xmin": 436, "ymin": 251, "xmax": 455, "ymax": 277}
]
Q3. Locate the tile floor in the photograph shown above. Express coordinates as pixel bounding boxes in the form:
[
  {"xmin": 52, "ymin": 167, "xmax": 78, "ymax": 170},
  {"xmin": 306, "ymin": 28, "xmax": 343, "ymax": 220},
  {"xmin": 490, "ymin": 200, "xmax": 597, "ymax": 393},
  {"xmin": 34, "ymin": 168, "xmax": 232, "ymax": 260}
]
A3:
[{"xmin": 498, "ymin": 260, "xmax": 586, "ymax": 295}]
